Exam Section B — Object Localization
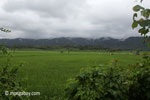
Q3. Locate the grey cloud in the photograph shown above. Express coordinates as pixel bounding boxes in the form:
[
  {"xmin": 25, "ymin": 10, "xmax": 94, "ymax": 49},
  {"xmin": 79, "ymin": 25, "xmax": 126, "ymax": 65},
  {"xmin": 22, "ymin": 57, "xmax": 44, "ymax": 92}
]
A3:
[
  {"xmin": 0, "ymin": 0, "xmax": 149, "ymax": 39},
  {"xmin": 3, "ymin": 0, "xmax": 86, "ymax": 19}
]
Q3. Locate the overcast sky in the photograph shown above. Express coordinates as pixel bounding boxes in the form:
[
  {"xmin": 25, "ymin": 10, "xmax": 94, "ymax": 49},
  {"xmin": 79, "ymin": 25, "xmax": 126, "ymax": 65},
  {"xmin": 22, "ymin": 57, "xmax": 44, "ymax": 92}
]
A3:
[{"xmin": 0, "ymin": 0, "xmax": 150, "ymax": 39}]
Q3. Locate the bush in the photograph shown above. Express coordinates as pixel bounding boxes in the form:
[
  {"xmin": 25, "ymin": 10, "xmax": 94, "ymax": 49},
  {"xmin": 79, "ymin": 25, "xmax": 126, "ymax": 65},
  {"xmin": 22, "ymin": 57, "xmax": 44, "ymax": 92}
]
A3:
[
  {"xmin": 65, "ymin": 62, "xmax": 130, "ymax": 100},
  {"xmin": 65, "ymin": 58, "xmax": 150, "ymax": 100},
  {"xmin": 0, "ymin": 47, "xmax": 28, "ymax": 100},
  {"xmin": 0, "ymin": 44, "xmax": 8, "ymax": 54},
  {"xmin": 128, "ymin": 57, "xmax": 150, "ymax": 100},
  {"xmin": 0, "ymin": 63, "xmax": 22, "ymax": 100},
  {"xmin": 0, "ymin": 58, "xmax": 29, "ymax": 100}
]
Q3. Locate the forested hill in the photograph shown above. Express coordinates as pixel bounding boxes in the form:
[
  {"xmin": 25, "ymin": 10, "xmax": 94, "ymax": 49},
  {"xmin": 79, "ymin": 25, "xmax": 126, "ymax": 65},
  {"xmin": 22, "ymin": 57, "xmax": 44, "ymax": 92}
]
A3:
[{"xmin": 0, "ymin": 37, "xmax": 149, "ymax": 50}]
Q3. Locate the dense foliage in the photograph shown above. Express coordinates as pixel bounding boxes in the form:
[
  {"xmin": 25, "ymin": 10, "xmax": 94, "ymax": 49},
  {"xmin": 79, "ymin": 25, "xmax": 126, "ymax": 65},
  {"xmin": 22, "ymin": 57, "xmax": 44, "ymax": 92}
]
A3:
[
  {"xmin": 128, "ymin": 56, "xmax": 150, "ymax": 100},
  {"xmin": 65, "ymin": 63, "xmax": 128, "ymax": 100},
  {"xmin": 0, "ymin": 60, "xmax": 25, "ymax": 100},
  {"xmin": 64, "ymin": 56, "xmax": 150, "ymax": 100},
  {"xmin": 0, "ymin": 46, "xmax": 28, "ymax": 100}
]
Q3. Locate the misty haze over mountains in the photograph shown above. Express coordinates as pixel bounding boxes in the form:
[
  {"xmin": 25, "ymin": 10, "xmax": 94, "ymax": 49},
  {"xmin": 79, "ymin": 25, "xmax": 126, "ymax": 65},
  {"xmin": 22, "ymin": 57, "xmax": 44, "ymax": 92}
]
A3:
[{"xmin": 0, "ymin": 37, "xmax": 149, "ymax": 50}]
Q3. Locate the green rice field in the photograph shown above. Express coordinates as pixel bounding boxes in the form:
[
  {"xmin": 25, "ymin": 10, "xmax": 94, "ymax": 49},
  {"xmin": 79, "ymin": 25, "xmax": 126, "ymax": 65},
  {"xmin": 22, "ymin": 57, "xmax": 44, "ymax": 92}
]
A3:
[{"xmin": 0, "ymin": 50, "xmax": 142, "ymax": 98}]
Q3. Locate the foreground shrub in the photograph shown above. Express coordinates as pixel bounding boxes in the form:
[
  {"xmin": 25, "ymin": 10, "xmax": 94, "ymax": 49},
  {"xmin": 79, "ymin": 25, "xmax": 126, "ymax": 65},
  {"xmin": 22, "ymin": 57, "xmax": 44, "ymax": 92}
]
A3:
[
  {"xmin": 0, "ymin": 49, "xmax": 28, "ymax": 100},
  {"xmin": 65, "ymin": 63, "xmax": 130, "ymax": 100},
  {"xmin": 0, "ymin": 59, "xmax": 28, "ymax": 100},
  {"xmin": 128, "ymin": 56, "xmax": 150, "ymax": 100},
  {"xmin": 65, "ymin": 57, "xmax": 150, "ymax": 100}
]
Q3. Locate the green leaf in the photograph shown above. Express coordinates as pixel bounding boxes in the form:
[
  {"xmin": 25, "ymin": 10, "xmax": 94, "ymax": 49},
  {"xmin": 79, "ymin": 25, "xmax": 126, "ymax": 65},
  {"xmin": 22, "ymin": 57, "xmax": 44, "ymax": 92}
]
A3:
[
  {"xmin": 139, "ymin": 28, "xmax": 145, "ymax": 34},
  {"xmin": 133, "ymin": 13, "xmax": 138, "ymax": 20},
  {"xmin": 138, "ymin": 18, "xmax": 144, "ymax": 23},
  {"xmin": 138, "ymin": 28, "xmax": 149, "ymax": 35},
  {"xmin": 142, "ymin": 9, "xmax": 150, "ymax": 18},
  {"xmin": 132, "ymin": 21, "xmax": 138, "ymax": 29},
  {"xmin": 133, "ymin": 5, "xmax": 144, "ymax": 12},
  {"xmin": 139, "ymin": 20, "xmax": 150, "ymax": 27}
]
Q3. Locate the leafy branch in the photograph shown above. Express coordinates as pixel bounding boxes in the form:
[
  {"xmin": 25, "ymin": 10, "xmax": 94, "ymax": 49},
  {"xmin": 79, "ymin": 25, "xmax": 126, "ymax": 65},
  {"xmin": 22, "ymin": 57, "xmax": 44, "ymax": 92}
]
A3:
[
  {"xmin": 132, "ymin": 0, "xmax": 150, "ymax": 43},
  {"xmin": 0, "ymin": 27, "xmax": 11, "ymax": 33}
]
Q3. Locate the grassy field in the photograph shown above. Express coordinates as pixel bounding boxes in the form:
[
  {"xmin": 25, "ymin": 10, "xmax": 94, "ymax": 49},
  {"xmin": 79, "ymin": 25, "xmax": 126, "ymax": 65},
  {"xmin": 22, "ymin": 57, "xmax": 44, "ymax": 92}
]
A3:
[{"xmin": 0, "ymin": 50, "xmax": 142, "ymax": 98}]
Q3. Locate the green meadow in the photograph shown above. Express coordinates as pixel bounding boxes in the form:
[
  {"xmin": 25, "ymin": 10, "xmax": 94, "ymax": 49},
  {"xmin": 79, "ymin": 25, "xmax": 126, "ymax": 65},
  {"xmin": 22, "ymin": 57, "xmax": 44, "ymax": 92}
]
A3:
[{"xmin": 0, "ymin": 50, "xmax": 142, "ymax": 98}]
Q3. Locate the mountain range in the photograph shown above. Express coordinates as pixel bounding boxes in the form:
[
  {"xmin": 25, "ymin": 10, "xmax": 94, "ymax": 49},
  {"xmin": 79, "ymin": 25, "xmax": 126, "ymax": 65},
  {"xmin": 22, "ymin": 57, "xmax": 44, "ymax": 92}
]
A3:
[{"xmin": 0, "ymin": 37, "xmax": 149, "ymax": 50}]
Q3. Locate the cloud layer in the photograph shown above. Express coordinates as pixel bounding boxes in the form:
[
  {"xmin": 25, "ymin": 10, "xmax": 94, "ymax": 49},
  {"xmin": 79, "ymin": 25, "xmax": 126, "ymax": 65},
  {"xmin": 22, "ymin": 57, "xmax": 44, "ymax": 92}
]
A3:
[{"xmin": 0, "ymin": 0, "xmax": 150, "ymax": 39}]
